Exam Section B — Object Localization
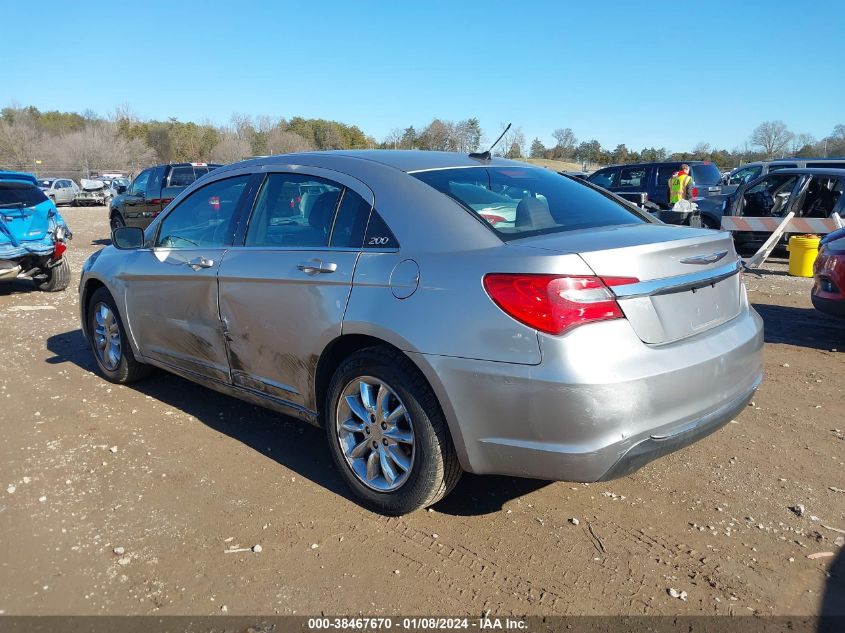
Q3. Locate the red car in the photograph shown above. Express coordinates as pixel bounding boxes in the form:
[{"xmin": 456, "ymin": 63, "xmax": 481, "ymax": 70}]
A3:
[{"xmin": 812, "ymin": 227, "xmax": 845, "ymax": 317}]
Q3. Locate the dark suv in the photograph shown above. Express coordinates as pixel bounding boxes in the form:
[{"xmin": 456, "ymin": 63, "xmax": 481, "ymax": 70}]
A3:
[
  {"xmin": 587, "ymin": 161, "xmax": 725, "ymax": 228},
  {"xmin": 110, "ymin": 163, "xmax": 221, "ymax": 230}
]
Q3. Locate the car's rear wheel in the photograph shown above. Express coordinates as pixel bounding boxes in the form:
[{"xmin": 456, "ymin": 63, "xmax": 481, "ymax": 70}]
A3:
[
  {"xmin": 87, "ymin": 287, "xmax": 152, "ymax": 383},
  {"xmin": 37, "ymin": 258, "xmax": 70, "ymax": 292},
  {"xmin": 325, "ymin": 347, "xmax": 461, "ymax": 515}
]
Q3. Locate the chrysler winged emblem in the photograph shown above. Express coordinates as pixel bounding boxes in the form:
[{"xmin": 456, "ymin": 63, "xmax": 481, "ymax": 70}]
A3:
[{"xmin": 680, "ymin": 250, "xmax": 728, "ymax": 265}]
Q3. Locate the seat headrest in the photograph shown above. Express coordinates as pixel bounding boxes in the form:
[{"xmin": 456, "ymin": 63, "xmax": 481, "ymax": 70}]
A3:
[
  {"xmin": 308, "ymin": 191, "xmax": 341, "ymax": 231},
  {"xmin": 515, "ymin": 197, "xmax": 556, "ymax": 230}
]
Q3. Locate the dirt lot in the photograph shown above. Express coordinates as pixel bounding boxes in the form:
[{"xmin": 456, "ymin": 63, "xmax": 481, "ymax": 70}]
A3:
[{"xmin": 1, "ymin": 206, "xmax": 843, "ymax": 617}]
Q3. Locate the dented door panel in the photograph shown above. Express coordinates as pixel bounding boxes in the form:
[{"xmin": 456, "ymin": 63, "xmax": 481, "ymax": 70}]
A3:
[
  {"xmin": 121, "ymin": 247, "xmax": 231, "ymax": 383},
  {"xmin": 217, "ymin": 248, "xmax": 359, "ymax": 413}
]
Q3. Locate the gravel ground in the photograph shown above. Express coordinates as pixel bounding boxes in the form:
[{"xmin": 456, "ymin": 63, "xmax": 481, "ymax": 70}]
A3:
[{"xmin": 0, "ymin": 206, "xmax": 843, "ymax": 616}]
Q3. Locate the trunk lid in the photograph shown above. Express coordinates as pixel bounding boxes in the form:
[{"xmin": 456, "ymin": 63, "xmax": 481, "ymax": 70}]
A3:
[{"xmin": 514, "ymin": 224, "xmax": 744, "ymax": 344}]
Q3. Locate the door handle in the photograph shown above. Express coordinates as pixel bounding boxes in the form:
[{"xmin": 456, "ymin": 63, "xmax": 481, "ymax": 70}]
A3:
[
  {"xmin": 297, "ymin": 259, "xmax": 338, "ymax": 275},
  {"xmin": 187, "ymin": 256, "xmax": 215, "ymax": 270}
]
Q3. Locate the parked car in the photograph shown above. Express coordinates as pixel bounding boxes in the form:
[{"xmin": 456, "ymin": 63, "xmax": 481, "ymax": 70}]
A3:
[
  {"xmin": 723, "ymin": 158, "xmax": 845, "ymax": 195},
  {"xmin": 723, "ymin": 167, "xmax": 845, "ymax": 243},
  {"xmin": 0, "ymin": 171, "xmax": 72, "ymax": 291},
  {"xmin": 109, "ymin": 163, "xmax": 220, "ymax": 231},
  {"xmin": 76, "ymin": 179, "xmax": 110, "ymax": 206},
  {"xmin": 812, "ymin": 227, "xmax": 845, "ymax": 317},
  {"xmin": 79, "ymin": 151, "xmax": 763, "ymax": 514},
  {"xmin": 586, "ymin": 161, "xmax": 726, "ymax": 228},
  {"xmin": 38, "ymin": 178, "xmax": 80, "ymax": 206}
]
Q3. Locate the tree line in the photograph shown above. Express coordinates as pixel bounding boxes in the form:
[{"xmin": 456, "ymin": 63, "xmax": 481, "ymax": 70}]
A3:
[{"xmin": 1, "ymin": 104, "xmax": 843, "ymax": 178}]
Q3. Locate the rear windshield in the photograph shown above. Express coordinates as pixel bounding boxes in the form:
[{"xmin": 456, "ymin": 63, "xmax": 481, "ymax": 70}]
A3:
[
  {"xmin": 690, "ymin": 163, "xmax": 722, "ymax": 185},
  {"xmin": 412, "ymin": 166, "xmax": 646, "ymax": 240},
  {"xmin": 0, "ymin": 182, "xmax": 49, "ymax": 207},
  {"xmin": 39, "ymin": 179, "xmax": 55, "ymax": 188},
  {"xmin": 167, "ymin": 166, "xmax": 216, "ymax": 188}
]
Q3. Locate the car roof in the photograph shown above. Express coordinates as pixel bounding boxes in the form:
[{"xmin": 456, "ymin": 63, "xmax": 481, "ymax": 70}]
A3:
[
  {"xmin": 758, "ymin": 167, "xmax": 845, "ymax": 176},
  {"xmin": 770, "ymin": 157, "xmax": 845, "ymax": 163},
  {"xmin": 594, "ymin": 160, "xmax": 713, "ymax": 170},
  {"xmin": 230, "ymin": 150, "xmax": 529, "ymax": 174},
  {"xmin": 0, "ymin": 171, "xmax": 38, "ymax": 185}
]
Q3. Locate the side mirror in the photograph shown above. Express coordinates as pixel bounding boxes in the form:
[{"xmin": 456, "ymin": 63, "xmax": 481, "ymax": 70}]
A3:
[
  {"xmin": 112, "ymin": 226, "xmax": 145, "ymax": 250},
  {"xmin": 117, "ymin": 185, "xmax": 128, "ymax": 194}
]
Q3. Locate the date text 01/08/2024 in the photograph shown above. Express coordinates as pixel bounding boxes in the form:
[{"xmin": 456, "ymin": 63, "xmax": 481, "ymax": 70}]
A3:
[{"xmin": 306, "ymin": 617, "xmax": 528, "ymax": 630}]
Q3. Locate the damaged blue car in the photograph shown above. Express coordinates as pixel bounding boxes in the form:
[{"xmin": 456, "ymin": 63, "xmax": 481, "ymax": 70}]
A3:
[{"xmin": 0, "ymin": 171, "xmax": 72, "ymax": 292}]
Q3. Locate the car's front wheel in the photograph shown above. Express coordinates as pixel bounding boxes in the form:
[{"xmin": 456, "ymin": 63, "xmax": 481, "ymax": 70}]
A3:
[
  {"xmin": 87, "ymin": 287, "xmax": 152, "ymax": 383},
  {"xmin": 325, "ymin": 347, "xmax": 462, "ymax": 515},
  {"xmin": 110, "ymin": 213, "xmax": 125, "ymax": 232}
]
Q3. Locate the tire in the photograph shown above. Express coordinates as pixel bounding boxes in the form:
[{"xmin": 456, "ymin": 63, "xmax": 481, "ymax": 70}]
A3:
[
  {"xmin": 110, "ymin": 212, "xmax": 125, "ymax": 232},
  {"xmin": 86, "ymin": 287, "xmax": 152, "ymax": 384},
  {"xmin": 37, "ymin": 257, "xmax": 70, "ymax": 292},
  {"xmin": 325, "ymin": 347, "xmax": 462, "ymax": 515},
  {"xmin": 701, "ymin": 216, "xmax": 720, "ymax": 230}
]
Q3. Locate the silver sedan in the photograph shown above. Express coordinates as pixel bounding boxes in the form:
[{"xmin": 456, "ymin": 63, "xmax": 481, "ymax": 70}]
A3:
[{"xmin": 79, "ymin": 151, "xmax": 764, "ymax": 514}]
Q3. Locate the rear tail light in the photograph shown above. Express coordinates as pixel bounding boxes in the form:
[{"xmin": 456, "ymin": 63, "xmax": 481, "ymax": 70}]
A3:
[
  {"xmin": 480, "ymin": 213, "xmax": 507, "ymax": 226},
  {"xmin": 483, "ymin": 274, "xmax": 639, "ymax": 335},
  {"xmin": 691, "ymin": 187, "xmax": 699, "ymax": 198},
  {"xmin": 53, "ymin": 241, "xmax": 67, "ymax": 260}
]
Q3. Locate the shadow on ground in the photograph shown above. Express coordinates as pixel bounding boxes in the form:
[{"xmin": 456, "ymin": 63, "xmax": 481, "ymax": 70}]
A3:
[
  {"xmin": 821, "ymin": 547, "xmax": 845, "ymax": 630},
  {"xmin": 752, "ymin": 303, "xmax": 845, "ymax": 351},
  {"xmin": 45, "ymin": 328, "xmax": 545, "ymax": 515}
]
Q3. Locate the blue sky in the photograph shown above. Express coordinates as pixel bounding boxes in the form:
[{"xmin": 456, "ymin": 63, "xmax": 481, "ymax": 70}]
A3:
[{"xmin": 5, "ymin": 0, "xmax": 844, "ymax": 153}]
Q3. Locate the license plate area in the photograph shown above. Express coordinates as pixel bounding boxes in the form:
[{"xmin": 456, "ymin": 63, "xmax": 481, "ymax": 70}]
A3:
[{"xmin": 619, "ymin": 274, "xmax": 742, "ymax": 344}]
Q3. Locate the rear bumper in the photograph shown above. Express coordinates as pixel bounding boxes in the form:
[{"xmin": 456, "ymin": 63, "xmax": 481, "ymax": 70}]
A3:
[{"xmin": 412, "ymin": 307, "xmax": 764, "ymax": 482}]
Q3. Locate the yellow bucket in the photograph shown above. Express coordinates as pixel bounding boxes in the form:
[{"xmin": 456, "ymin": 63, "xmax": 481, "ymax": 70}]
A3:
[{"xmin": 787, "ymin": 234, "xmax": 820, "ymax": 277}]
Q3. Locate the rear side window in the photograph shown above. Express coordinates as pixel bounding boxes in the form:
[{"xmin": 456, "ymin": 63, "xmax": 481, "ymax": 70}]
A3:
[
  {"xmin": 329, "ymin": 189, "xmax": 370, "ymax": 248},
  {"xmin": 363, "ymin": 211, "xmax": 398, "ymax": 249},
  {"xmin": 657, "ymin": 165, "xmax": 680, "ymax": 186},
  {"xmin": 690, "ymin": 163, "xmax": 722, "ymax": 185},
  {"xmin": 618, "ymin": 166, "xmax": 647, "ymax": 187},
  {"xmin": 412, "ymin": 167, "xmax": 646, "ymax": 240},
  {"xmin": 167, "ymin": 166, "xmax": 214, "ymax": 188},
  {"xmin": 0, "ymin": 182, "xmax": 49, "ymax": 207},
  {"xmin": 146, "ymin": 165, "xmax": 166, "ymax": 195},
  {"xmin": 587, "ymin": 168, "xmax": 616, "ymax": 188},
  {"xmin": 245, "ymin": 173, "xmax": 341, "ymax": 248},
  {"xmin": 768, "ymin": 163, "xmax": 796, "ymax": 172}
]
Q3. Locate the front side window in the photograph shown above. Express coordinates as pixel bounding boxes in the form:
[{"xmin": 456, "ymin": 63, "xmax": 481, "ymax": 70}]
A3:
[
  {"xmin": 245, "ymin": 173, "xmax": 341, "ymax": 248},
  {"xmin": 743, "ymin": 174, "xmax": 799, "ymax": 216},
  {"xmin": 587, "ymin": 168, "xmax": 617, "ymax": 189},
  {"xmin": 413, "ymin": 166, "xmax": 646, "ymax": 239},
  {"xmin": 618, "ymin": 166, "xmax": 647, "ymax": 188},
  {"xmin": 727, "ymin": 166, "xmax": 762, "ymax": 186},
  {"xmin": 156, "ymin": 175, "xmax": 250, "ymax": 248},
  {"xmin": 130, "ymin": 169, "xmax": 152, "ymax": 196}
]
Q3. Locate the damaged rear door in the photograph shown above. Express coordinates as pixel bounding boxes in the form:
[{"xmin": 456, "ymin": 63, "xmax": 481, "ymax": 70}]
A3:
[{"xmin": 217, "ymin": 167, "xmax": 374, "ymax": 417}]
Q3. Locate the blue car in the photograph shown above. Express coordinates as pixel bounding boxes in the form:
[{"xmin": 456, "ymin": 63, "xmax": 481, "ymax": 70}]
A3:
[{"xmin": 0, "ymin": 171, "xmax": 72, "ymax": 291}]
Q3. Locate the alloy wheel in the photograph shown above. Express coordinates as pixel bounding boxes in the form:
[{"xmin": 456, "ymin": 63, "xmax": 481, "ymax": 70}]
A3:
[
  {"xmin": 336, "ymin": 376, "xmax": 415, "ymax": 492},
  {"xmin": 93, "ymin": 302, "xmax": 122, "ymax": 371}
]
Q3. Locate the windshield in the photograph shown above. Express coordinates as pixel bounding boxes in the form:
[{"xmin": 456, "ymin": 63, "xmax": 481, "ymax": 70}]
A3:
[
  {"xmin": 0, "ymin": 182, "xmax": 49, "ymax": 207},
  {"xmin": 690, "ymin": 163, "xmax": 722, "ymax": 185},
  {"xmin": 412, "ymin": 166, "xmax": 646, "ymax": 240}
]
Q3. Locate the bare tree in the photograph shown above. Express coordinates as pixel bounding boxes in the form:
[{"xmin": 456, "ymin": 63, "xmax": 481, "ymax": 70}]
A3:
[
  {"xmin": 210, "ymin": 135, "xmax": 253, "ymax": 163},
  {"xmin": 383, "ymin": 128, "xmax": 403, "ymax": 149},
  {"xmin": 552, "ymin": 127, "xmax": 577, "ymax": 150},
  {"xmin": 750, "ymin": 121, "xmax": 794, "ymax": 158},
  {"xmin": 265, "ymin": 128, "xmax": 313, "ymax": 154}
]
